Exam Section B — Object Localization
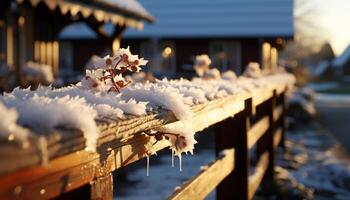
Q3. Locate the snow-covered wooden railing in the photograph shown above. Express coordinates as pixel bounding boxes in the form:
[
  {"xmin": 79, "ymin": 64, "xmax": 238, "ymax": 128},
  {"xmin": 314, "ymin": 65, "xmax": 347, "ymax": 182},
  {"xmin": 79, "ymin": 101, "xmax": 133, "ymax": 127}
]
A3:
[
  {"xmin": 0, "ymin": 82, "xmax": 288, "ymax": 200},
  {"xmin": 169, "ymin": 87, "xmax": 287, "ymax": 200}
]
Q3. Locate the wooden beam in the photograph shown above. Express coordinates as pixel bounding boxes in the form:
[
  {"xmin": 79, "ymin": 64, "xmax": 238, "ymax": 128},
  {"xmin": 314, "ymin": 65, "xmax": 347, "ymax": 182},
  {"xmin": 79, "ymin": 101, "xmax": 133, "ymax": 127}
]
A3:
[
  {"xmin": 273, "ymin": 105, "xmax": 283, "ymax": 123},
  {"xmin": 0, "ymin": 134, "xmax": 168, "ymax": 199},
  {"xmin": 168, "ymin": 149, "xmax": 234, "ymax": 200},
  {"xmin": 273, "ymin": 128, "xmax": 283, "ymax": 148},
  {"xmin": 248, "ymin": 152, "xmax": 269, "ymax": 200},
  {"xmin": 247, "ymin": 116, "xmax": 269, "ymax": 149},
  {"xmin": 91, "ymin": 173, "xmax": 113, "ymax": 200}
]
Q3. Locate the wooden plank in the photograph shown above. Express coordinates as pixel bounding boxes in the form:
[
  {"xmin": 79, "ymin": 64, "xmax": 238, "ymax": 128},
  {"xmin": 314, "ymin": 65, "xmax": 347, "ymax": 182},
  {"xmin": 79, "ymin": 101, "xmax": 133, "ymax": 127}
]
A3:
[
  {"xmin": 273, "ymin": 105, "xmax": 283, "ymax": 123},
  {"xmin": 247, "ymin": 116, "xmax": 269, "ymax": 149},
  {"xmin": 215, "ymin": 98, "xmax": 251, "ymax": 200},
  {"xmin": 0, "ymin": 134, "xmax": 169, "ymax": 200},
  {"xmin": 248, "ymin": 152, "xmax": 269, "ymax": 200},
  {"xmin": 91, "ymin": 173, "xmax": 113, "ymax": 200},
  {"xmin": 168, "ymin": 149, "xmax": 235, "ymax": 200},
  {"xmin": 273, "ymin": 128, "xmax": 283, "ymax": 148},
  {"xmin": 252, "ymin": 88, "xmax": 274, "ymax": 108}
]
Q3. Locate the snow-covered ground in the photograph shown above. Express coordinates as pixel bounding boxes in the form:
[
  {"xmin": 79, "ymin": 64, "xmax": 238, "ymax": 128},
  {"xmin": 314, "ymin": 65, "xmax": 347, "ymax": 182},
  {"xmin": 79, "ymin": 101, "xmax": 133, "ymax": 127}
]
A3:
[
  {"xmin": 307, "ymin": 82, "xmax": 339, "ymax": 92},
  {"xmin": 277, "ymin": 123, "xmax": 350, "ymax": 199},
  {"xmin": 315, "ymin": 93, "xmax": 350, "ymax": 104}
]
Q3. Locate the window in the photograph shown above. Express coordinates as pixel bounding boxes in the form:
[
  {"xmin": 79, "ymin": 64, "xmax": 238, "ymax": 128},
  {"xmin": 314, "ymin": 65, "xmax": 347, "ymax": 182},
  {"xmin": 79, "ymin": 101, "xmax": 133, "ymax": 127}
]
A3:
[
  {"xmin": 0, "ymin": 19, "xmax": 6, "ymax": 66},
  {"xmin": 209, "ymin": 41, "xmax": 241, "ymax": 73},
  {"xmin": 140, "ymin": 40, "xmax": 176, "ymax": 74},
  {"xmin": 159, "ymin": 41, "xmax": 176, "ymax": 73}
]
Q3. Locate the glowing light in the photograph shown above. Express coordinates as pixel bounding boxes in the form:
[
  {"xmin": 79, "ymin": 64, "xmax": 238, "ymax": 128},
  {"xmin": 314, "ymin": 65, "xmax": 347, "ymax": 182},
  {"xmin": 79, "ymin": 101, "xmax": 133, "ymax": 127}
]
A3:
[
  {"xmin": 40, "ymin": 42, "xmax": 46, "ymax": 64},
  {"xmin": 112, "ymin": 38, "xmax": 120, "ymax": 55},
  {"xmin": 18, "ymin": 16, "xmax": 25, "ymax": 27},
  {"xmin": 162, "ymin": 47, "xmax": 172, "ymax": 58},
  {"xmin": 8, "ymin": 134, "xmax": 14, "ymax": 141}
]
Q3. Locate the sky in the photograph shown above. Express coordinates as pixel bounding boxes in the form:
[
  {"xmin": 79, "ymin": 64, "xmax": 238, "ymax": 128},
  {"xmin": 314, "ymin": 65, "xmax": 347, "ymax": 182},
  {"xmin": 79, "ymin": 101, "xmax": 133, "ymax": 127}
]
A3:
[{"xmin": 307, "ymin": 0, "xmax": 350, "ymax": 55}]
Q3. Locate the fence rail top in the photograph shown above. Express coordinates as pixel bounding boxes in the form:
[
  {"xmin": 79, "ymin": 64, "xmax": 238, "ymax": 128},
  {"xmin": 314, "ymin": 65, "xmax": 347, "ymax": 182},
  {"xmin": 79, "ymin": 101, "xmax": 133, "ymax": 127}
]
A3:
[{"xmin": 0, "ymin": 81, "xmax": 289, "ymax": 199}]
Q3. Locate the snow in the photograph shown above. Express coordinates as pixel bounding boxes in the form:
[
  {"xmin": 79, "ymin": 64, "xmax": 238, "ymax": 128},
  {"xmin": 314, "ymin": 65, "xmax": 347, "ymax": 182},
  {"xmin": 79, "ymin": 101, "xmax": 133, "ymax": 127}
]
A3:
[
  {"xmin": 99, "ymin": 0, "xmax": 152, "ymax": 19},
  {"xmin": 0, "ymin": 94, "xmax": 99, "ymax": 151},
  {"xmin": 315, "ymin": 93, "xmax": 350, "ymax": 104},
  {"xmin": 0, "ymin": 48, "xmax": 295, "ymax": 156},
  {"xmin": 307, "ymin": 82, "xmax": 339, "ymax": 92},
  {"xmin": 193, "ymin": 54, "xmax": 211, "ymax": 77},
  {"xmin": 243, "ymin": 62, "xmax": 262, "ymax": 78},
  {"xmin": 0, "ymin": 102, "xmax": 29, "ymax": 143},
  {"xmin": 23, "ymin": 61, "xmax": 54, "ymax": 84},
  {"xmin": 277, "ymin": 127, "xmax": 350, "ymax": 199}
]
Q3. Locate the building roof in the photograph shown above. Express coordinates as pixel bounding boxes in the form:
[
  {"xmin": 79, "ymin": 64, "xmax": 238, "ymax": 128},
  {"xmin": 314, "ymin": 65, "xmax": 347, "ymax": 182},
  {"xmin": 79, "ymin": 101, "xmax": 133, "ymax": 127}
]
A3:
[
  {"xmin": 124, "ymin": 0, "xmax": 294, "ymax": 38},
  {"xmin": 59, "ymin": 22, "xmax": 98, "ymax": 39},
  {"xmin": 17, "ymin": 0, "xmax": 154, "ymax": 30},
  {"xmin": 332, "ymin": 44, "xmax": 350, "ymax": 68}
]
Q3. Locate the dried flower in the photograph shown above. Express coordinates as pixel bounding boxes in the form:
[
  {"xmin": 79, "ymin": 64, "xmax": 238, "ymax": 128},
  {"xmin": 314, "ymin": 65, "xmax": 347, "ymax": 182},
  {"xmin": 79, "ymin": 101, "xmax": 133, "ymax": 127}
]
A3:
[{"xmin": 80, "ymin": 47, "xmax": 148, "ymax": 93}]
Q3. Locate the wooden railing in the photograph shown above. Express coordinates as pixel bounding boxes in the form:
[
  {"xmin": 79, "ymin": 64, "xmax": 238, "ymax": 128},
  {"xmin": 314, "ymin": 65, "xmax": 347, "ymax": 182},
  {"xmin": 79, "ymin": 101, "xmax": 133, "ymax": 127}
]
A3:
[
  {"xmin": 170, "ymin": 89, "xmax": 286, "ymax": 200},
  {"xmin": 0, "ymin": 85, "xmax": 288, "ymax": 200}
]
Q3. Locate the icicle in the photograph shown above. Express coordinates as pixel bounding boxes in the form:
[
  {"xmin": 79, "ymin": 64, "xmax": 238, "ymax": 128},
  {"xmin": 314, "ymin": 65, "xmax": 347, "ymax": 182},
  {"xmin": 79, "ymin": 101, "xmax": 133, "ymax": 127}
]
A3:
[
  {"xmin": 171, "ymin": 149, "xmax": 174, "ymax": 168},
  {"xmin": 179, "ymin": 155, "xmax": 182, "ymax": 172},
  {"xmin": 146, "ymin": 155, "xmax": 150, "ymax": 176}
]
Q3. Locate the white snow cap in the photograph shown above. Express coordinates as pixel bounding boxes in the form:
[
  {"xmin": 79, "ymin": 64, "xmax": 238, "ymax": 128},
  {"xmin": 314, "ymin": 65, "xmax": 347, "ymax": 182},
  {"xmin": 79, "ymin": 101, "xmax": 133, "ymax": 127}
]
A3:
[
  {"xmin": 243, "ymin": 62, "xmax": 262, "ymax": 78},
  {"xmin": 23, "ymin": 61, "xmax": 54, "ymax": 84},
  {"xmin": 222, "ymin": 70, "xmax": 237, "ymax": 81},
  {"xmin": 194, "ymin": 54, "xmax": 211, "ymax": 77},
  {"xmin": 0, "ymin": 102, "xmax": 29, "ymax": 143},
  {"xmin": 0, "ymin": 55, "xmax": 295, "ymax": 157}
]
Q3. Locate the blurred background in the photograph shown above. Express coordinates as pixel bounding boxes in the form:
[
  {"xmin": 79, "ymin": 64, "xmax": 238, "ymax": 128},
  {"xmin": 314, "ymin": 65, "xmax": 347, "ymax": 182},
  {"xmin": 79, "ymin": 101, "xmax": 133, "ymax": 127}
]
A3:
[
  {"xmin": 1, "ymin": 0, "xmax": 350, "ymax": 199},
  {"xmin": 1, "ymin": 0, "xmax": 350, "ymax": 89}
]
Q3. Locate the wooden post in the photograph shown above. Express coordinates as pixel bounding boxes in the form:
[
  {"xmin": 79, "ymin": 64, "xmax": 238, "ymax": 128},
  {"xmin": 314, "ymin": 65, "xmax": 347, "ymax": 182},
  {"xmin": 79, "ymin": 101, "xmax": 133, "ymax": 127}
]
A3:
[
  {"xmin": 257, "ymin": 91, "xmax": 276, "ymax": 192},
  {"xmin": 279, "ymin": 90, "xmax": 286, "ymax": 149},
  {"xmin": 266, "ymin": 91, "xmax": 276, "ymax": 184},
  {"xmin": 215, "ymin": 98, "xmax": 252, "ymax": 200},
  {"xmin": 91, "ymin": 173, "xmax": 113, "ymax": 200}
]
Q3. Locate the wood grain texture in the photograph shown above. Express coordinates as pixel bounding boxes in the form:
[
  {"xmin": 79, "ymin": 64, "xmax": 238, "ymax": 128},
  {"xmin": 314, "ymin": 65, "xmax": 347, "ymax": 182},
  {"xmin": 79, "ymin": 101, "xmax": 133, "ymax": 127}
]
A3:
[
  {"xmin": 167, "ymin": 149, "xmax": 234, "ymax": 200},
  {"xmin": 91, "ymin": 173, "xmax": 113, "ymax": 200},
  {"xmin": 248, "ymin": 152, "xmax": 269, "ymax": 200}
]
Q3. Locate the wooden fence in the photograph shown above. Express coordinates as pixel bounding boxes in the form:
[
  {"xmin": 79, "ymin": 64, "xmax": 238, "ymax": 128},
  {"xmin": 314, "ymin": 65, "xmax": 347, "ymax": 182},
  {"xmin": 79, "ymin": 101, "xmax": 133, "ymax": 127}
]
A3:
[{"xmin": 0, "ymin": 84, "xmax": 288, "ymax": 200}]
